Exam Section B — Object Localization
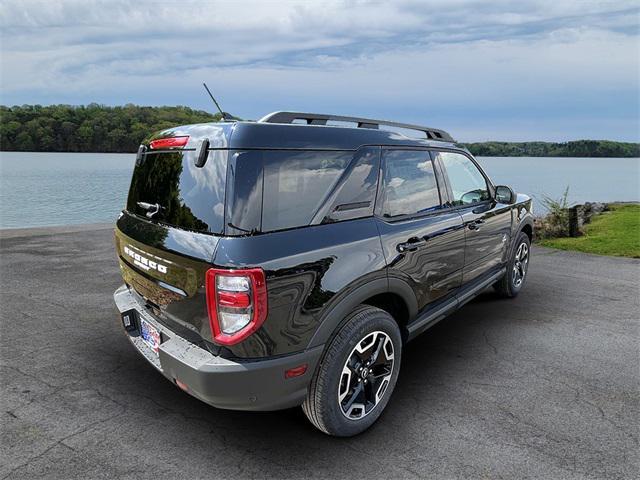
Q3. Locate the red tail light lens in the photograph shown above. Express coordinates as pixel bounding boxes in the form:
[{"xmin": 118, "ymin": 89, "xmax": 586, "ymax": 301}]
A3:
[
  {"xmin": 205, "ymin": 268, "xmax": 268, "ymax": 346},
  {"xmin": 149, "ymin": 136, "xmax": 189, "ymax": 150},
  {"xmin": 217, "ymin": 290, "xmax": 251, "ymax": 308}
]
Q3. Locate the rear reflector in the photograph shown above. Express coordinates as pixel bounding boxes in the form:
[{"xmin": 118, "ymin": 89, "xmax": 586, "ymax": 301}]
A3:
[
  {"xmin": 149, "ymin": 136, "xmax": 189, "ymax": 150},
  {"xmin": 205, "ymin": 268, "xmax": 268, "ymax": 346},
  {"xmin": 285, "ymin": 364, "xmax": 308, "ymax": 379},
  {"xmin": 175, "ymin": 379, "xmax": 189, "ymax": 392}
]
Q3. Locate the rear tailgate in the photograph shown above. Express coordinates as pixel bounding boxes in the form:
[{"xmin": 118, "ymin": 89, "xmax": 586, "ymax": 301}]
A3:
[
  {"xmin": 115, "ymin": 123, "xmax": 232, "ymax": 344},
  {"xmin": 115, "ymin": 217, "xmax": 218, "ymax": 342}
]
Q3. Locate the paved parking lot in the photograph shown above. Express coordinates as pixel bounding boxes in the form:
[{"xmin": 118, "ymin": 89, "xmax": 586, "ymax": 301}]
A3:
[{"xmin": 1, "ymin": 225, "xmax": 638, "ymax": 479}]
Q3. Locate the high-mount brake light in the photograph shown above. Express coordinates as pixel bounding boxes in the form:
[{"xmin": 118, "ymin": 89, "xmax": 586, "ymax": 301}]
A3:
[
  {"xmin": 205, "ymin": 268, "xmax": 268, "ymax": 346},
  {"xmin": 149, "ymin": 136, "xmax": 189, "ymax": 150}
]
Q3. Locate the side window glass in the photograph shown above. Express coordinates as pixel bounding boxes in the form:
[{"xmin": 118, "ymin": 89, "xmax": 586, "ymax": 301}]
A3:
[
  {"xmin": 381, "ymin": 150, "xmax": 441, "ymax": 218},
  {"xmin": 323, "ymin": 147, "xmax": 379, "ymax": 223},
  {"xmin": 437, "ymin": 152, "xmax": 490, "ymax": 205},
  {"xmin": 262, "ymin": 150, "xmax": 351, "ymax": 231}
]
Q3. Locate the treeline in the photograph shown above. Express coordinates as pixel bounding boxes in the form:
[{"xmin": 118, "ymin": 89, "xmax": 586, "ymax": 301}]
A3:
[
  {"xmin": 0, "ymin": 104, "xmax": 219, "ymax": 153},
  {"xmin": 1, "ymin": 104, "xmax": 638, "ymax": 157},
  {"xmin": 464, "ymin": 140, "xmax": 640, "ymax": 158}
]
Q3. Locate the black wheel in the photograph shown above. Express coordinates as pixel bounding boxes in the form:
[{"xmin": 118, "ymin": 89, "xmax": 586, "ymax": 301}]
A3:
[
  {"xmin": 494, "ymin": 231, "xmax": 531, "ymax": 298},
  {"xmin": 302, "ymin": 305, "xmax": 402, "ymax": 437}
]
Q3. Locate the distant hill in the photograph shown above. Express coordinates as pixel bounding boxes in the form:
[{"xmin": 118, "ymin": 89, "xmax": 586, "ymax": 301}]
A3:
[
  {"xmin": 0, "ymin": 104, "xmax": 220, "ymax": 153},
  {"xmin": 1, "ymin": 104, "xmax": 638, "ymax": 157},
  {"xmin": 463, "ymin": 140, "xmax": 640, "ymax": 158}
]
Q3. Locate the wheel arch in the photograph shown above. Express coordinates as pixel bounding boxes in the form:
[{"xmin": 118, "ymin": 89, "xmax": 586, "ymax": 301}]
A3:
[
  {"xmin": 307, "ymin": 277, "xmax": 417, "ymax": 349},
  {"xmin": 511, "ymin": 215, "xmax": 534, "ymax": 254}
]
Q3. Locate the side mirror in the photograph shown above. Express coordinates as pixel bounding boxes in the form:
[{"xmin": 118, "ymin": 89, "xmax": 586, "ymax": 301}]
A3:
[{"xmin": 495, "ymin": 185, "xmax": 516, "ymax": 204}]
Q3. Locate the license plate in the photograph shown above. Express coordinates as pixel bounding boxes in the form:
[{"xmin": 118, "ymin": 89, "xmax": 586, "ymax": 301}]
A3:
[{"xmin": 140, "ymin": 318, "xmax": 161, "ymax": 353}]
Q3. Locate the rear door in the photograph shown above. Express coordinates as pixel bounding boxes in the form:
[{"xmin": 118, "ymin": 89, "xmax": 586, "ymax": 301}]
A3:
[
  {"xmin": 375, "ymin": 148, "xmax": 465, "ymax": 311},
  {"xmin": 433, "ymin": 150, "xmax": 512, "ymax": 284}
]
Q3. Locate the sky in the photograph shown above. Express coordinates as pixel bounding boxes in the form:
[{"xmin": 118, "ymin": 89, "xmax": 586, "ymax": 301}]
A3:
[{"xmin": 0, "ymin": 0, "xmax": 638, "ymax": 142}]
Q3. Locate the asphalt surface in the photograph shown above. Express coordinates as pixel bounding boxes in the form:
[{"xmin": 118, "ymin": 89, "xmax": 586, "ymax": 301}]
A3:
[{"xmin": 1, "ymin": 225, "xmax": 638, "ymax": 479}]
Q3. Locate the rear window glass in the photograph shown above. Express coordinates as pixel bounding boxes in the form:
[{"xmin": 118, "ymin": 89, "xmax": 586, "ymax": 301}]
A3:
[
  {"xmin": 126, "ymin": 150, "xmax": 227, "ymax": 234},
  {"xmin": 262, "ymin": 151, "xmax": 352, "ymax": 231}
]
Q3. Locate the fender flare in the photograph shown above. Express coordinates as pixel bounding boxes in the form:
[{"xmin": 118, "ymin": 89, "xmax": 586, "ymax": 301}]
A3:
[
  {"xmin": 510, "ymin": 214, "xmax": 534, "ymax": 256},
  {"xmin": 307, "ymin": 276, "xmax": 418, "ymax": 349}
]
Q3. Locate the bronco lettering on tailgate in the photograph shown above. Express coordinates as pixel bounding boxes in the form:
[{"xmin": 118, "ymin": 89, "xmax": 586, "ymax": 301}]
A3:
[{"xmin": 123, "ymin": 245, "xmax": 168, "ymax": 274}]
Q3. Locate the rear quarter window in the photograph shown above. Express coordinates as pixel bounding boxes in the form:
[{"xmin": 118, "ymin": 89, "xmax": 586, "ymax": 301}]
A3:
[{"xmin": 262, "ymin": 150, "xmax": 352, "ymax": 231}]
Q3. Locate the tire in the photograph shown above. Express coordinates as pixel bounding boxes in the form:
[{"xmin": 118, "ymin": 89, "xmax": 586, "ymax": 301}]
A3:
[
  {"xmin": 494, "ymin": 231, "xmax": 531, "ymax": 298},
  {"xmin": 302, "ymin": 305, "xmax": 402, "ymax": 437}
]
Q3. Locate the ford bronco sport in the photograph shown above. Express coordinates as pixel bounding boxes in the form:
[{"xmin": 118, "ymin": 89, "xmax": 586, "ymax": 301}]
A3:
[{"xmin": 114, "ymin": 111, "xmax": 533, "ymax": 436}]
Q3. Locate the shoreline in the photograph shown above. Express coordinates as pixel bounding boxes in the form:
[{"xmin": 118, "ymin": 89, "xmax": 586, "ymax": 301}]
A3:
[
  {"xmin": 1, "ymin": 202, "xmax": 639, "ymax": 237},
  {"xmin": 0, "ymin": 222, "xmax": 113, "ymax": 239},
  {"xmin": 1, "ymin": 150, "xmax": 639, "ymax": 159}
]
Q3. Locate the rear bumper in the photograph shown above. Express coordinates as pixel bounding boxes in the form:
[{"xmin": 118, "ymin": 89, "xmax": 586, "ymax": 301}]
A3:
[{"xmin": 113, "ymin": 285, "xmax": 323, "ymax": 411}]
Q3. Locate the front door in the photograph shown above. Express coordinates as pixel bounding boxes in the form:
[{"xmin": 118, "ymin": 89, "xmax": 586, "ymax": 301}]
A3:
[
  {"xmin": 433, "ymin": 150, "xmax": 512, "ymax": 284},
  {"xmin": 375, "ymin": 148, "xmax": 465, "ymax": 311}
]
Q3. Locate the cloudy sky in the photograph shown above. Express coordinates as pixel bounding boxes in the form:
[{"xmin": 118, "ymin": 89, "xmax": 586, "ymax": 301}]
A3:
[{"xmin": 1, "ymin": 0, "xmax": 638, "ymax": 141}]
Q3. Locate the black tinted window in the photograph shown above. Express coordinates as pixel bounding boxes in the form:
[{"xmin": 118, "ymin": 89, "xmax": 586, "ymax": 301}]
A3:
[
  {"xmin": 126, "ymin": 150, "xmax": 227, "ymax": 234},
  {"xmin": 225, "ymin": 151, "xmax": 263, "ymax": 235},
  {"xmin": 323, "ymin": 147, "xmax": 380, "ymax": 223},
  {"xmin": 262, "ymin": 151, "xmax": 351, "ymax": 231},
  {"xmin": 381, "ymin": 150, "xmax": 441, "ymax": 217},
  {"xmin": 436, "ymin": 151, "xmax": 490, "ymax": 205}
]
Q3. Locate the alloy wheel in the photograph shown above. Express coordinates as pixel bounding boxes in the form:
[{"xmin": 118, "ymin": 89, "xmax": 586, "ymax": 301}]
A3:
[
  {"xmin": 338, "ymin": 331, "xmax": 395, "ymax": 420},
  {"xmin": 512, "ymin": 242, "xmax": 529, "ymax": 288}
]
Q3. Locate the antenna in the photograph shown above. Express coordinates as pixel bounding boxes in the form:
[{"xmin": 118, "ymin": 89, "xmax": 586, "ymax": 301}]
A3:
[{"xmin": 202, "ymin": 82, "xmax": 232, "ymax": 121}]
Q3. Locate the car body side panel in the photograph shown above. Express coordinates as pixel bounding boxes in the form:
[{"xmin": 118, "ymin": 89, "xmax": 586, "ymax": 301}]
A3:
[
  {"xmin": 212, "ymin": 217, "xmax": 387, "ymax": 358},
  {"xmin": 459, "ymin": 201, "xmax": 513, "ymax": 284},
  {"xmin": 376, "ymin": 213, "xmax": 466, "ymax": 311},
  {"xmin": 512, "ymin": 194, "xmax": 535, "ymax": 242}
]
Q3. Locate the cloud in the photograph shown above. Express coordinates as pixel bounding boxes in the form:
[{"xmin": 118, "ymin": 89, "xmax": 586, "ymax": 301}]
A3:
[{"xmin": 1, "ymin": 0, "xmax": 638, "ymax": 140}]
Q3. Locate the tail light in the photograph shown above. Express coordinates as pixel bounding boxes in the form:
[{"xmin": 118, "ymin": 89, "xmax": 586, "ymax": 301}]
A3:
[
  {"xmin": 205, "ymin": 268, "xmax": 268, "ymax": 345},
  {"xmin": 149, "ymin": 136, "xmax": 189, "ymax": 149}
]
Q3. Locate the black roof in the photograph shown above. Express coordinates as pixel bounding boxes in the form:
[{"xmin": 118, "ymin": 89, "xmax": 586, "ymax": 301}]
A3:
[
  {"xmin": 232, "ymin": 111, "xmax": 460, "ymax": 151},
  {"xmin": 158, "ymin": 111, "xmax": 463, "ymax": 152}
]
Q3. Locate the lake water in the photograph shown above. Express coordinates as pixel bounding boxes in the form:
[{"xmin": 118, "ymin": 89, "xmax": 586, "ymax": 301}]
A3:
[{"xmin": 0, "ymin": 151, "xmax": 638, "ymax": 229}]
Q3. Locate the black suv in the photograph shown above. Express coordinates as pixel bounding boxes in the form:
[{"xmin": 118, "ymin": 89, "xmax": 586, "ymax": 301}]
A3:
[{"xmin": 113, "ymin": 111, "xmax": 533, "ymax": 436}]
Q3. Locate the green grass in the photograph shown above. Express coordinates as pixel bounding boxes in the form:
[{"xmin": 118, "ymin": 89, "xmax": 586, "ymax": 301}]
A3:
[{"xmin": 539, "ymin": 204, "xmax": 640, "ymax": 258}]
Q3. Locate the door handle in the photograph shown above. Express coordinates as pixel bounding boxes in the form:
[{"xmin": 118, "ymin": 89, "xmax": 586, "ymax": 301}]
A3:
[
  {"xmin": 467, "ymin": 218, "xmax": 485, "ymax": 230},
  {"xmin": 397, "ymin": 236, "xmax": 428, "ymax": 253}
]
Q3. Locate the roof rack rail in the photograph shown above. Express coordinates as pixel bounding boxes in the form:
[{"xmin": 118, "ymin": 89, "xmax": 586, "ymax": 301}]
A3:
[{"xmin": 258, "ymin": 111, "xmax": 455, "ymax": 142}]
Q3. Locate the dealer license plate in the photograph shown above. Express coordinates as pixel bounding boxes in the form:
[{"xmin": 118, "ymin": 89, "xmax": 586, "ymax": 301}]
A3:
[{"xmin": 140, "ymin": 318, "xmax": 160, "ymax": 353}]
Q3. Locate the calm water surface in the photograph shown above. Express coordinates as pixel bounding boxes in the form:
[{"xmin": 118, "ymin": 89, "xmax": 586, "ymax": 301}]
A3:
[{"xmin": 0, "ymin": 152, "xmax": 638, "ymax": 229}]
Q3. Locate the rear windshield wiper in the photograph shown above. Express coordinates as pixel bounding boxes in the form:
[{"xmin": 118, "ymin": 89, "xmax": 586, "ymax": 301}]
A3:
[{"xmin": 137, "ymin": 202, "xmax": 163, "ymax": 219}]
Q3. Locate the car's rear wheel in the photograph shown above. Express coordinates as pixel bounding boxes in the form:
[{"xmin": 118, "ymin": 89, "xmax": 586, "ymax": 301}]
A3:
[
  {"xmin": 494, "ymin": 231, "xmax": 531, "ymax": 298},
  {"xmin": 302, "ymin": 305, "xmax": 402, "ymax": 436}
]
